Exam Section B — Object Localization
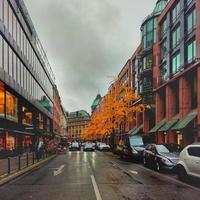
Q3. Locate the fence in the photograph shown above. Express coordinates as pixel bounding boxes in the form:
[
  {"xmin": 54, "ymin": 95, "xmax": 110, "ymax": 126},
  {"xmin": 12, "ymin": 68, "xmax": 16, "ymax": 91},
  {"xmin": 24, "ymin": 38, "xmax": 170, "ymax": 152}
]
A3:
[{"xmin": 0, "ymin": 151, "xmax": 52, "ymax": 177}]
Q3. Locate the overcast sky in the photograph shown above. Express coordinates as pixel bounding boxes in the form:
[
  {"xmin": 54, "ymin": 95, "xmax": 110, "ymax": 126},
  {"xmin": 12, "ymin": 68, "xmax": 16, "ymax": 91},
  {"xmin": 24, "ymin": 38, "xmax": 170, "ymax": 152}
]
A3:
[{"xmin": 23, "ymin": 0, "xmax": 157, "ymax": 113}]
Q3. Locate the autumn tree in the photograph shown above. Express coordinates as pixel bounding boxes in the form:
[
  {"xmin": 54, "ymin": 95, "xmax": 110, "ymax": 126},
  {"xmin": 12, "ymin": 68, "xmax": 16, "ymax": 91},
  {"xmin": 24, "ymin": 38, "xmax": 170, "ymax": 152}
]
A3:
[{"xmin": 81, "ymin": 80, "xmax": 145, "ymax": 142}]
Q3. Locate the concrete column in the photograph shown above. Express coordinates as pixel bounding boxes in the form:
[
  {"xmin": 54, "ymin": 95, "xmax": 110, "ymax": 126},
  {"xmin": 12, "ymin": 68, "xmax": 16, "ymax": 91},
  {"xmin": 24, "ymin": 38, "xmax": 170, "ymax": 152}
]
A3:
[
  {"xmin": 143, "ymin": 111, "xmax": 149, "ymax": 134},
  {"xmin": 155, "ymin": 91, "xmax": 165, "ymax": 123},
  {"xmin": 179, "ymin": 77, "xmax": 191, "ymax": 118},
  {"xmin": 197, "ymin": 67, "xmax": 200, "ymax": 140},
  {"xmin": 166, "ymin": 85, "xmax": 176, "ymax": 120},
  {"xmin": 136, "ymin": 111, "xmax": 143, "ymax": 127}
]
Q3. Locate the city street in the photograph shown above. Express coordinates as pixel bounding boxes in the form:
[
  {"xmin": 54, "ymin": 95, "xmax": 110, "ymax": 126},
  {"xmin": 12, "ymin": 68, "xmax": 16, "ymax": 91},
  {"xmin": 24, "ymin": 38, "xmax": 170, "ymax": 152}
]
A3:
[{"xmin": 0, "ymin": 151, "xmax": 200, "ymax": 200}]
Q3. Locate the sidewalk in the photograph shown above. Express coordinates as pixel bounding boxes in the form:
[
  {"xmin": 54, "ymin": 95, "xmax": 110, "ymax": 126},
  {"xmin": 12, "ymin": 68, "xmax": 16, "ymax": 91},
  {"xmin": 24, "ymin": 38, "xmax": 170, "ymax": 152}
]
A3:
[{"xmin": 0, "ymin": 154, "xmax": 56, "ymax": 186}]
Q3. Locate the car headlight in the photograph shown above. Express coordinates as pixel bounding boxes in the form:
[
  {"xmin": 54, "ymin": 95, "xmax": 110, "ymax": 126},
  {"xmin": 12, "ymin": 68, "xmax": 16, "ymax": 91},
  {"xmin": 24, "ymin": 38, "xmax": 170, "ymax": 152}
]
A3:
[
  {"xmin": 132, "ymin": 148, "xmax": 138, "ymax": 154},
  {"xmin": 161, "ymin": 158, "xmax": 173, "ymax": 166}
]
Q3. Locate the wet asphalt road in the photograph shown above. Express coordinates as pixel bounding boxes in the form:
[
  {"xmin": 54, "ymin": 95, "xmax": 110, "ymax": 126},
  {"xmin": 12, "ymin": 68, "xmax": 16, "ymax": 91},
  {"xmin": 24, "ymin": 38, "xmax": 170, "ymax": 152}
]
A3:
[{"xmin": 0, "ymin": 151, "xmax": 200, "ymax": 200}]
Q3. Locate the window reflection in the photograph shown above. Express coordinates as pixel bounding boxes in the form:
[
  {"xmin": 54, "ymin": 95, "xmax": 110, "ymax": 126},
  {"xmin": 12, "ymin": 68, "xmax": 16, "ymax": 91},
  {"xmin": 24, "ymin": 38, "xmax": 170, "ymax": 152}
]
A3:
[
  {"xmin": 22, "ymin": 106, "xmax": 33, "ymax": 126},
  {"xmin": 6, "ymin": 91, "xmax": 18, "ymax": 122},
  {"xmin": 6, "ymin": 132, "xmax": 15, "ymax": 151},
  {"xmin": 0, "ymin": 82, "xmax": 5, "ymax": 118}
]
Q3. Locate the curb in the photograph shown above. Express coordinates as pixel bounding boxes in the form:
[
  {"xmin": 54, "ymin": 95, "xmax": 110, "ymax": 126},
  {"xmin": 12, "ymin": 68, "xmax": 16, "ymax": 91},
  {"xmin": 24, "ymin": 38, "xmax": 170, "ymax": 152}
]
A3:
[{"xmin": 0, "ymin": 155, "xmax": 57, "ymax": 186}]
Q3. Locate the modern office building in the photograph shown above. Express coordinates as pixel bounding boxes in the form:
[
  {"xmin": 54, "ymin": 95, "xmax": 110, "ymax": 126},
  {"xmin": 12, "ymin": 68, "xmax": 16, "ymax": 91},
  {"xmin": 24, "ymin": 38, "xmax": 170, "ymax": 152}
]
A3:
[
  {"xmin": 67, "ymin": 110, "xmax": 90, "ymax": 142},
  {"xmin": 152, "ymin": 0, "xmax": 200, "ymax": 146},
  {"xmin": 0, "ymin": 0, "xmax": 55, "ymax": 156}
]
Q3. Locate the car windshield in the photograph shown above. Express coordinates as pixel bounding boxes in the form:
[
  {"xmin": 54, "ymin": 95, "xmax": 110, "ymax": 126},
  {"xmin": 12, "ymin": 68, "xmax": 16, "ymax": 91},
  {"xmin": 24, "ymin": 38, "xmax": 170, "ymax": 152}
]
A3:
[
  {"xmin": 129, "ymin": 136, "xmax": 144, "ymax": 146},
  {"xmin": 165, "ymin": 144, "xmax": 182, "ymax": 152},
  {"xmin": 156, "ymin": 145, "xmax": 170, "ymax": 153},
  {"xmin": 85, "ymin": 143, "xmax": 93, "ymax": 148},
  {"xmin": 72, "ymin": 142, "xmax": 79, "ymax": 148}
]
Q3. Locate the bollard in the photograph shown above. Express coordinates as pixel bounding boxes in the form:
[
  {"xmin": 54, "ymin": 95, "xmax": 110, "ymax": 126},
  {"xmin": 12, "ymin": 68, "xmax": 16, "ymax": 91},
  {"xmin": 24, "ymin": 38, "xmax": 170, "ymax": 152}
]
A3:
[
  {"xmin": 8, "ymin": 157, "xmax": 11, "ymax": 175},
  {"xmin": 32, "ymin": 152, "xmax": 35, "ymax": 164},
  {"xmin": 26, "ymin": 152, "xmax": 29, "ymax": 167},
  {"xmin": 18, "ymin": 155, "xmax": 21, "ymax": 170}
]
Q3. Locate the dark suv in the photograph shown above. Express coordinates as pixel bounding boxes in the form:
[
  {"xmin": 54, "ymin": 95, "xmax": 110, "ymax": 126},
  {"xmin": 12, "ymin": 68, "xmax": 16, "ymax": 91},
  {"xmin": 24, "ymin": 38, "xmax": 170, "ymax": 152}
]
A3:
[{"xmin": 120, "ymin": 135, "xmax": 145, "ymax": 160}]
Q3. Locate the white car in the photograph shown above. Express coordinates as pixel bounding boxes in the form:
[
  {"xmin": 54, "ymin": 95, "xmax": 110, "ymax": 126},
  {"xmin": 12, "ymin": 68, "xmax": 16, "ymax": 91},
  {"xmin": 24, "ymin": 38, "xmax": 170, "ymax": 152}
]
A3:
[
  {"xmin": 98, "ymin": 143, "xmax": 110, "ymax": 151},
  {"xmin": 177, "ymin": 143, "xmax": 200, "ymax": 181}
]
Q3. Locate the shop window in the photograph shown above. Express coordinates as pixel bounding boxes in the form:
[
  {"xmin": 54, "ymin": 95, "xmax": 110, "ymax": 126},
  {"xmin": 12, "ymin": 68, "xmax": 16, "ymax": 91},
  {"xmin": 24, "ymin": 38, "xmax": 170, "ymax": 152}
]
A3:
[
  {"xmin": 38, "ymin": 113, "xmax": 44, "ymax": 130},
  {"xmin": 6, "ymin": 91, "xmax": 18, "ymax": 122},
  {"xmin": 187, "ymin": 39, "xmax": 196, "ymax": 64},
  {"xmin": 22, "ymin": 106, "xmax": 33, "ymax": 126},
  {"xmin": 191, "ymin": 75, "xmax": 197, "ymax": 109},
  {"xmin": 46, "ymin": 118, "xmax": 51, "ymax": 132},
  {"xmin": 171, "ymin": 52, "xmax": 181, "ymax": 74},
  {"xmin": 187, "ymin": 9, "xmax": 196, "ymax": 34},
  {"xmin": 0, "ymin": 82, "xmax": 5, "ymax": 118},
  {"xmin": 0, "ymin": 131, "xmax": 5, "ymax": 151},
  {"xmin": 172, "ymin": 26, "xmax": 180, "ymax": 48},
  {"xmin": 6, "ymin": 132, "xmax": 15, "ymax": 151}
]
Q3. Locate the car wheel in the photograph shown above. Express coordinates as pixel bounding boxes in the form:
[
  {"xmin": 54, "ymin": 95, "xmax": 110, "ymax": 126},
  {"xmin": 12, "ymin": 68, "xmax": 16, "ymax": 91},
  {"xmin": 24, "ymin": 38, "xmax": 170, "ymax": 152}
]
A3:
[
  {"xmin": 178, "ymin": 166, "xmax": 187, "ymax": 181},
  {"xmin": 155, "ymin": 162, "xmax": 160, "ymax": 172}
]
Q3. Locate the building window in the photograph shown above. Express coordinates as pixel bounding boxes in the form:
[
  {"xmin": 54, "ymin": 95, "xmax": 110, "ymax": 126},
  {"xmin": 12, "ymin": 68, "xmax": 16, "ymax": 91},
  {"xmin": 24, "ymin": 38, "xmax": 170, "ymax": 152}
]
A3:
[
  {"xmin": 172, "ymin": 26, "xmax": 180, "ymax": 48},
  {"xmin": 187, "ymin": 39, "xmax": 196, "ymax": 64},
  {"xmin": 160, "ymin": 40, "xmax": 167, "ymax": 62},
  {"xmin": 160, "ymin": 63, "xmax": 168, "ymax": 81},
  {"xmin": 143, "ymin": 54, "xmax": 153, "ymax": 70},
  {"xmin": 160, "ymin": 18, "xmax": 167, "ymax": 38},
  {"xmin": 3, "ymin": 40, "xmax": 8, "ymax": 73},
  {"xmin": 172, "ymin": 52, "xmax": 181, "ymax": 74},
  {"xmin": 0, "ymin": 35, "xmax": 3, "ymax": 69},
  {"xmin": 186, "ymin": 0, "xmax": 194, "ymax": 6},
  {"xmin": 6, "ymin": 91, "xmax": 18, "ymax": 122},
  {"xmin": 172, "ymin": 1, "xmax": 181, "ymax": 23},
  {"xmin": 0, "ymin": 82, "xmax": 5, "ymax": 118},
  {"xmin": 22, "ymin": 106, "xmax": 33, "ymax": 126},
  {"xmin": 46, "ymin": 118, "xmax": 50, "ymax": 132},
  {"xmin": 0, "ymin": 131, "xmax": 5, "ymax": 151},
  {"xmin": 6, "ymin": 132, "xmax": 15, "ymax": 151},
  {"xmin": 187, "ymin": 9, "xmax": 196, "ymax": 34},
  {"xmin": 38, "ymin": 113, "xmax": 44, "ymax": 130}
]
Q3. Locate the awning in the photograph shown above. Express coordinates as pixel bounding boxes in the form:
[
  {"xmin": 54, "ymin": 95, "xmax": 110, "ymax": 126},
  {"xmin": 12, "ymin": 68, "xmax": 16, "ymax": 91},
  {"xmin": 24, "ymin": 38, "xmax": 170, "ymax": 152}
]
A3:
[
  {"xmin": 130, "ymin": 125, "xmax": 143, "ymax": 135},
  {"xmin": 159, "ymin": 115, "xmax": 179, "ymax": 132},
  {"xmin": 149, "ymin": 119, "xmax": 166, "ymax": 133},
  {"xmin": 127, "ymin": 127, "xmax": 137, "ymax": 135},
  {"xmin": 171, "ymin": 109, "xmax": 197, "ymax": 130}
]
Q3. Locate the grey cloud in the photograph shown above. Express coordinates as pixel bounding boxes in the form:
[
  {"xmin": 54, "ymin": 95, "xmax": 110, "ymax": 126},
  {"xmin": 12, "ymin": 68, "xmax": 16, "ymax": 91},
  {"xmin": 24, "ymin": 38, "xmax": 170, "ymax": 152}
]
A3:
[{"xmin": 24, "ymin": 0, "xmax": 157, "ymax": 113}]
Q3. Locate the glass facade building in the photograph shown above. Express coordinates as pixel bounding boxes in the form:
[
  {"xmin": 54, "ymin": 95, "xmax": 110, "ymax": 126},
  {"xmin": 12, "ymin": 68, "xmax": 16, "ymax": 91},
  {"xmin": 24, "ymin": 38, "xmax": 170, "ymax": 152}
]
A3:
[{"xmin": 0, "ymin": 0, "xmax": 54, "ymax": 157}]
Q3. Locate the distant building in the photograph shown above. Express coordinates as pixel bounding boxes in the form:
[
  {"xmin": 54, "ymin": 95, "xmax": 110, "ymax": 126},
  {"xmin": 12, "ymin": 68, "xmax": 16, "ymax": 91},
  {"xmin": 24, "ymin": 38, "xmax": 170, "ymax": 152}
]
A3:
[{"xmin": 67, "ymin": 110, "xmax": 91, "ymax": 141}]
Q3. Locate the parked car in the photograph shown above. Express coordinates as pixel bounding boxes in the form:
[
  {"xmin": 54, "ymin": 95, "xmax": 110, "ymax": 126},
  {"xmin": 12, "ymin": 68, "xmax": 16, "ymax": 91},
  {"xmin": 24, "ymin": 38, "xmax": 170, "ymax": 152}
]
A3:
[
  {"xmin": 120, "ymin": 135, "xmax": 145, "ymax": 160},
  {"xmin": 83, "ymin": 142, "xmax": 95, "ymax": 151},
  {"xmin": 97, "ymin": 143, "xmax": 110, "ymax": 151},
  {"xmin": 57, "ymin": 145, "xmax": 67, "ymax": 153},
  {"xmin": 176, "ymin": 143, "xmax": 200, "ymax": 181},
  {"xmin": 143, "ymin": 144, "xmax": 180, "ymax": 171},
  {"xmin": 69, "ymin": 142, "xmax": 81, "ymax": 151},
  {"xmin": 113, "ymin": 144, "xmax": 123, "ymax": 155},
  {"xmin": 164, "ymin": 144, "xmax": 182, "ymax": 153}
]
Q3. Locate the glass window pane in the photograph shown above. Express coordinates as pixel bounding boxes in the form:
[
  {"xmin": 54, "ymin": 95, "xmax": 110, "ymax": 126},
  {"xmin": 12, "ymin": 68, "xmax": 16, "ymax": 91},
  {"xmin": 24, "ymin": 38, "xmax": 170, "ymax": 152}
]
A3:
[
  {"xmin": 0, "ymin": 35, "xmax": 3, "ymax": 69},
  {"xmin": 0, "ymin": 82, "xmax": 5, "ymax": 118},
  {"xmin": 6, "ymin": 91, "xmax": 18, "ymax": 122},
  {"xmin": 3, "ymin": 41, "xmax": 8, "ymax": 73}
]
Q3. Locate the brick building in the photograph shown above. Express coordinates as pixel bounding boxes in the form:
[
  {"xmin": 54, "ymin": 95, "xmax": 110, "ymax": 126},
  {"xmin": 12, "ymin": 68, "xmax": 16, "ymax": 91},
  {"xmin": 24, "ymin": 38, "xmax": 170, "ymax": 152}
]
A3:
[{"xmin": 152, "ymin": 0, "xmax": 200, "ymax": 146}]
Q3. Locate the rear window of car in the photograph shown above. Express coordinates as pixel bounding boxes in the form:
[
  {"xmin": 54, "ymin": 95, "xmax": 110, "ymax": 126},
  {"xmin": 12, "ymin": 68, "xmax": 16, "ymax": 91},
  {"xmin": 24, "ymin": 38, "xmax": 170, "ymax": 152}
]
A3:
[{"xmin": 187, "ymin": 147, "xmax": 200, "ymax": 157}]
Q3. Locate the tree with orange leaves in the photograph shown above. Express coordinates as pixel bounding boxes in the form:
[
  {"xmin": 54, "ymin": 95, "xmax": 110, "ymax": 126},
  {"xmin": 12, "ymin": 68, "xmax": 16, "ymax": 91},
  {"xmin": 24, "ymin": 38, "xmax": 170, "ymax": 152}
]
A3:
[{"xmin": 81, "ymin": 80, "xmax": 145, "ymax": 143}]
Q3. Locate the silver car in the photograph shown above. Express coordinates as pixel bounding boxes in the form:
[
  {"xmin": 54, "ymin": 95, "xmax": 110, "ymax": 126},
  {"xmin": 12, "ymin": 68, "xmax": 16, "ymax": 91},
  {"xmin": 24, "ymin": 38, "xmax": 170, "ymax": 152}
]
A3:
[{"xmin": 177, "ymin": 143, "xmax": 200, "ymax": 181}]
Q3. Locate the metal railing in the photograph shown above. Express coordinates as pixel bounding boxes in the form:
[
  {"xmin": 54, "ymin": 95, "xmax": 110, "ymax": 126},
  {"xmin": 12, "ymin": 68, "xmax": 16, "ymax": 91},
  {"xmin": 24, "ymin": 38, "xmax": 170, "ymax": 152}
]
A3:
[{"xmin": 0, "ymin": 151, "xmax": 53, "ymax": 177}]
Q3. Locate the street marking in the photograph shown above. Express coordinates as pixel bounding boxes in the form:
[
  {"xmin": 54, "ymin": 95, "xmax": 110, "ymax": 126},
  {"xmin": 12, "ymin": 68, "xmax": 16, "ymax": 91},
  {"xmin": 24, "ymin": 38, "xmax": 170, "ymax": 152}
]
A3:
[
  {"xmin": 91, "ymin": 175, "xmax": 102, "ymax": 200},
  {"xmin": 130, "ymin": 170, "xmax": 138, "ymax": 175},
  {"xmin": 53, "ymin": 164, "xmax": 65, "ymax": 176}
]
